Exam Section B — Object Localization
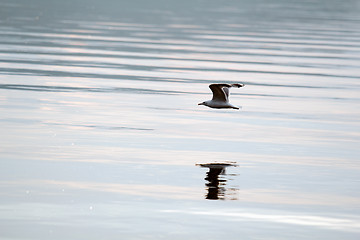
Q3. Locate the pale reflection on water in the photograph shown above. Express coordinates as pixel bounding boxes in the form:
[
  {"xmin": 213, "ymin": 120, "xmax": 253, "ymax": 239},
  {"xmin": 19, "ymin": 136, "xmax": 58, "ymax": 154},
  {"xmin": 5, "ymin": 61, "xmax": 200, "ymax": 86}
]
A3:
[{"xmin": 1, "ymin": 0, "xmax": 360, "ymax": 239}]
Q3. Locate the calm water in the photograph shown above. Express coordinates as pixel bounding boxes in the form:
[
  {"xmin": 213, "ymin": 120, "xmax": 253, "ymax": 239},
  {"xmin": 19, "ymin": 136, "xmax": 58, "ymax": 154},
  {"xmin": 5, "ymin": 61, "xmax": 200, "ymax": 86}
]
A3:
[{"xmin": 1, "ymin": 0, "xmax": 360, "ymax": 239}]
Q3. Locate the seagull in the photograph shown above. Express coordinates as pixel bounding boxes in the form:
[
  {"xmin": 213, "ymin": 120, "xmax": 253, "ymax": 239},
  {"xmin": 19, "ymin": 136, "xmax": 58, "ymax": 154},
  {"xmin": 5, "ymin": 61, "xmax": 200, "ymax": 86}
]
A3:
[{"xmin": 198, "ymin": 83, "xmax": 245, "ymax": 109}]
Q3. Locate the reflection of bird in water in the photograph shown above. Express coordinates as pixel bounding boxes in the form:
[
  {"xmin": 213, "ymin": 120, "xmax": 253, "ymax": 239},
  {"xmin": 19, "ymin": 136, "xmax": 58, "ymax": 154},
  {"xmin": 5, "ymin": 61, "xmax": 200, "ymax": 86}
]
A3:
[
  {"xmin": 197, "ymin": 163, "xmax": 238, "ymax": 200},
  {"xmin": 198, "ymin": 83, "xmax": 245, "ymax": 109},
  {"xmin": 205, "ymin": 166, "xmax": 226, "ymax": 200}
]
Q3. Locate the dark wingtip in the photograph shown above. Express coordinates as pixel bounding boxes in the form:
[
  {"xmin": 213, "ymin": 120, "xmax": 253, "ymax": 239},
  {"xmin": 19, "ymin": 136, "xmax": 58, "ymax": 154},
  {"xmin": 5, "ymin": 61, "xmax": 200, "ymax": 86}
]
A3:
[{"xmin": 232, "ymin": 83, "xmax": 245, "ymax": 88}]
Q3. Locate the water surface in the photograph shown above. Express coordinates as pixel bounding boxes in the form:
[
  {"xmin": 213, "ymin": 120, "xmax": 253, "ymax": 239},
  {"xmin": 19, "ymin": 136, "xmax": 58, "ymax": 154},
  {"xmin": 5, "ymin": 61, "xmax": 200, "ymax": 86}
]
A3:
[{"xmin": 1, "ymin": 0, "xmax": 360, "ymax": 239}]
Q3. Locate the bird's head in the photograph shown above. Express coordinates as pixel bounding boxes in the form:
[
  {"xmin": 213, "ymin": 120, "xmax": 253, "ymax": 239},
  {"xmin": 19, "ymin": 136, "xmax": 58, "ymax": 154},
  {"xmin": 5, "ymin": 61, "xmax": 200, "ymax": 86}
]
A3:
[{"xmin": 198, "ymin": 101, "xmax": 206, "ymax": 106}]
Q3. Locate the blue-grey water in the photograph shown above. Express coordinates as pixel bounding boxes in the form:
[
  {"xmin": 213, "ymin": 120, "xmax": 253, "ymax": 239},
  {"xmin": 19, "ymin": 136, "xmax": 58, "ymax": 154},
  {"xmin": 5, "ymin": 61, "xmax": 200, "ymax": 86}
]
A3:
[{"xmin": 1, "ymin": 0, "xmax": 360, "ymax": 239}]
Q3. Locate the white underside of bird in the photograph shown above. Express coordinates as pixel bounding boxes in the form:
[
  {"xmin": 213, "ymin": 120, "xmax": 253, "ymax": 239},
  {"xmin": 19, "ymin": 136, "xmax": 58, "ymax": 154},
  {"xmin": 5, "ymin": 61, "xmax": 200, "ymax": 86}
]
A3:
[{"xmin": 198, "ymin": 83, "xmax": 244, "ymax": 109}]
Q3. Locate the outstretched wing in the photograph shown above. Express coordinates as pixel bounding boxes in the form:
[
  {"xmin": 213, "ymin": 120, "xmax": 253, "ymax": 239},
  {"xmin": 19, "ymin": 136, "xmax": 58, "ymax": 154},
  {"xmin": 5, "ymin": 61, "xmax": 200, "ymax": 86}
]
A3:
[
  {"xmin": 209, "ymin": 84, "xmax": 231, "ymax": 102},
  {"xmin": 209, "ymin": 83, "xmax": 244, "ymax": 102}
]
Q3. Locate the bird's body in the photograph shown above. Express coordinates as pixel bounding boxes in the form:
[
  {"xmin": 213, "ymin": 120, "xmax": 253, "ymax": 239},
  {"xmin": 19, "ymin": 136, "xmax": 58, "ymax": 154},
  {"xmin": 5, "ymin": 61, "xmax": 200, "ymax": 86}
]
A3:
[{"xmin": 198, "ymin": 83, "xmax": 244, "ymax": 109}]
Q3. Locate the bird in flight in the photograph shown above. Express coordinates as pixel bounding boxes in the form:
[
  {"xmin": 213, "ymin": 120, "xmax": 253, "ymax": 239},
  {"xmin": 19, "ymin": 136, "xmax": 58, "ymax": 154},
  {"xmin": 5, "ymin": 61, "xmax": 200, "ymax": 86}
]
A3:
[{"xmin": 198, "ymin": 83, "xmax": 245, "ymax": 109}]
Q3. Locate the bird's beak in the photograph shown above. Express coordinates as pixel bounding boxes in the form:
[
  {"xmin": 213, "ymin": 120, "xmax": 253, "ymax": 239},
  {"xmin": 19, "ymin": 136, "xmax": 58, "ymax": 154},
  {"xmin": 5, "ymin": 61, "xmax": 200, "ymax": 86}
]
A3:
[{"xmin": 198, "ymin": 102, "xmax": 204, "ymax": 105}]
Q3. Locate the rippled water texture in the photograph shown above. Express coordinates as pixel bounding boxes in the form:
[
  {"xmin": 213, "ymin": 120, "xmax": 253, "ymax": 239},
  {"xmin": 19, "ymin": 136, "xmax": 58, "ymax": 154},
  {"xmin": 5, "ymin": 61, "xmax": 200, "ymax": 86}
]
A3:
[{"xmin": 1, "ymin": 0, "xmax": 360, "ymax": 239}]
